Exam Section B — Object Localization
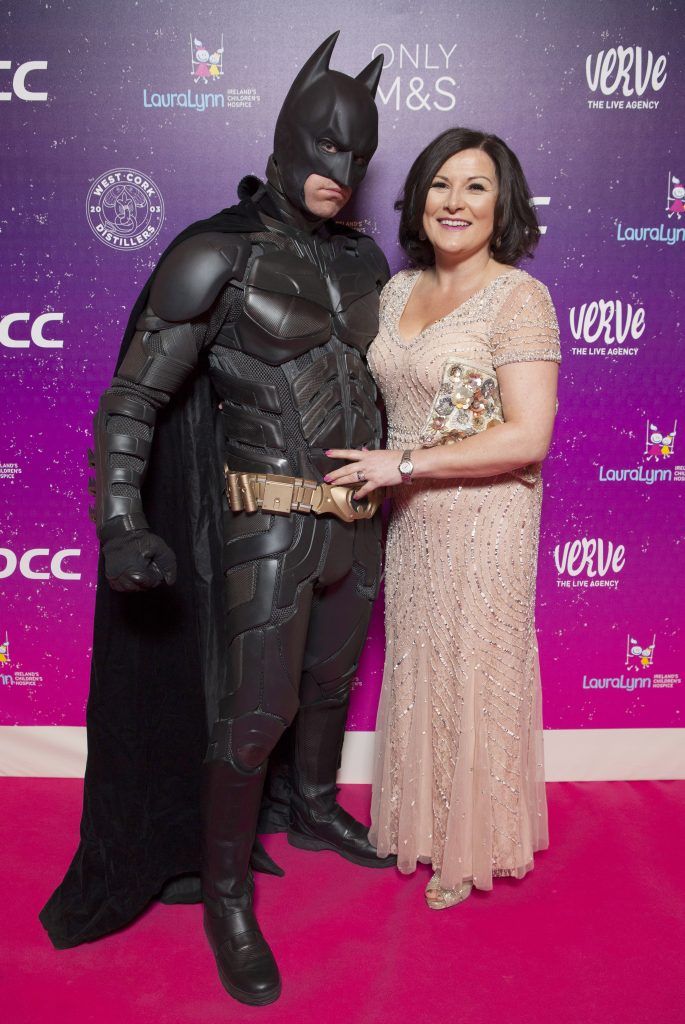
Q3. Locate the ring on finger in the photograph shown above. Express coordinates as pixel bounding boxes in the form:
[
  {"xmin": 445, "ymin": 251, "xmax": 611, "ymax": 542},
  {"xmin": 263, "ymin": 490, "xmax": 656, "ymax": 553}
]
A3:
[{"xmin": 356, "ymin": 470, "xmax": 366, "ymax": 482}]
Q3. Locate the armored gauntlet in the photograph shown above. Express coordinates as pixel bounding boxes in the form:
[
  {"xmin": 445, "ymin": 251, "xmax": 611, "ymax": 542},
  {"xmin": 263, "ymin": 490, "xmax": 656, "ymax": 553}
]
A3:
[{"xmin": 93, "ymin": 315, "xmax": 204, "ymax": 589}]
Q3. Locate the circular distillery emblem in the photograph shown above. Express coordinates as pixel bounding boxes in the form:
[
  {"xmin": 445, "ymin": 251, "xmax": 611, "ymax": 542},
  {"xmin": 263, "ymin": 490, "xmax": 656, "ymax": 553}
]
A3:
[{"xmin": 86, "ymin": 168, "xmax": 165, "ymax": 251}]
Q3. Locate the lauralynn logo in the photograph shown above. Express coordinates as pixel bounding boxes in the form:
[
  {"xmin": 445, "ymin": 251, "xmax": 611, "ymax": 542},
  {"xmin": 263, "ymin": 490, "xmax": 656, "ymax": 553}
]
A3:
[
  {"xmin": 666, "ymin": 173, "xmax": 685, "ymax": 220},
  {"xmin": 143, "ymin": 32, "xmax": 260, "ymax": 111},
  {"xmin": 644, "ymin": 419, "xmax": 677, "ymax": 461},
  {"xmin": 190, "ymin": 35, "xmax": 224, "ymax": 84},
  {"xmin": 598, "ymin": 417, "xmax": 685, "ymax": 485},
  {"xmin": 86, "ymin": 169, "xmax": 164, "ymax": 251},
  {"xmin": 582, "ymin": 634, "xmax": 681, "ymax": 692},
  {"xmin": 626, "ymin": 634, "xmax": 655, "ymax": 671},
  {"xmin": 585, "ymin": 45, "xmax": 667, "ymax": 111},
  {"xmin": 0, "ymin": 630, "xmax": 43, "ymax": 688},
  {"xmin": 617, "ymin": 171, "xmax": 685, "ymax": 246}
]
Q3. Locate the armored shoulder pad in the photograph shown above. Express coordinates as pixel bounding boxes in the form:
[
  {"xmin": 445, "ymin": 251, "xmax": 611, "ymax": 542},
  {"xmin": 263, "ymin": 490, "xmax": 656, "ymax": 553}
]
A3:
[
  {"xmin": 356, "ymin": 235, "xmax": 391, "ymax": 289},
  {"xmin": 149, "ymin": 232, "xmax": 251, "ymax": 322}
]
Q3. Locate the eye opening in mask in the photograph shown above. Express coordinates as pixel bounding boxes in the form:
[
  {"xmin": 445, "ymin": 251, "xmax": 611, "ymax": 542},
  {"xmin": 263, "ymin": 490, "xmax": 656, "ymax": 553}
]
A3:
[{"xmin": 317, "ymin": 138, "xmax": 339, "ymax": 155}]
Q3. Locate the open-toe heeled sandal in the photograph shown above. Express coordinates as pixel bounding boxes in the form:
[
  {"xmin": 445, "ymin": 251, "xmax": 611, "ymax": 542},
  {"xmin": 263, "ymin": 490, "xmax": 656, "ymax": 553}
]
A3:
[{"xmin": 425, "ymin": 871, "xmax": 473, "ymax": 910}]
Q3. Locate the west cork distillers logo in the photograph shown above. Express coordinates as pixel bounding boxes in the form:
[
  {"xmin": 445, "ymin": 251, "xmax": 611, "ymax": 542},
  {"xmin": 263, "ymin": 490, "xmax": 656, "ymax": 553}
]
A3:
[
  {"xmin": 143, "ymin": 33, "xmax": 260, "ymax": 111},
  {"xmin": 568, "ymin": 297, "xmax": 645, "ymax": 358},
  {"xmin": 617, "ymin": 171, "xmax": 685, "ymax": 246},
  {"xmin": 0, "ymin": 630, "xmax": 43, "ymax": 688},
  {"xmin": 598, "ymin": 417, "xmax": 683, "ymax": 485},
  {"xmin": 86, "ymin": 169, "xmax": 164, "ymax": 251},
  {"xmin": 554, "ymin": 537, "xmax": 625, "ymax": 591},
  {"xmin": 585, "ymin": 45, "xmax": 667, "ymax": 110},
  {"xmin": 582, "ymin": 634, "xmax": 681, "ymax": 693}
]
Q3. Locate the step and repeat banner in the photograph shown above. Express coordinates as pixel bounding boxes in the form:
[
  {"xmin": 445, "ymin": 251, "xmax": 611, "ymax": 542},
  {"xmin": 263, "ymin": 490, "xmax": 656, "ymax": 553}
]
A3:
[{"xmin": 1, "ymin": 0, "xmax": 682, "ymax": 778}]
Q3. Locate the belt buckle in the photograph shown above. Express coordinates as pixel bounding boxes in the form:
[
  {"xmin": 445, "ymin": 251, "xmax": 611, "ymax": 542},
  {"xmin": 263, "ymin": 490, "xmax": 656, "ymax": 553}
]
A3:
[
  {"xmin": 312, "ymin": 484, "xmax": 377, "ymax": 522},
  {"xmin": 261, "ymin": 479, "xmax": 295, "ymax": 515}
]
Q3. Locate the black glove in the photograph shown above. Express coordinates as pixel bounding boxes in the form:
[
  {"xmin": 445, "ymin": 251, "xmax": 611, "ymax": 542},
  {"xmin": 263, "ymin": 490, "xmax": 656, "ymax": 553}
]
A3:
[{"xmin": 102, "ymin": 529, "xmax": 177, "ymax": 592}]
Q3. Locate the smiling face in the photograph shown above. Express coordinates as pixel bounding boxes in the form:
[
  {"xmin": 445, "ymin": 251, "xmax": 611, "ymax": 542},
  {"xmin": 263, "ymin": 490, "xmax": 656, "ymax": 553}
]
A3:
[
  {"xmin": 303, "ymin": 170, "xmax": 352, "ymax": 218},
  {"xmin": 422, "ymin": 148, "xmax": 499, "ymax": 263}
]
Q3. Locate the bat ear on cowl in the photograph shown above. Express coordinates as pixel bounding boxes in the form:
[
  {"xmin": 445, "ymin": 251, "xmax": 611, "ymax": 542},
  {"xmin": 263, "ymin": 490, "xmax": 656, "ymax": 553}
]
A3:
[
  {"xmin": 292, "ymin": 30, "xmax": 341, "ymax": 88},
  {"xmin": 356, "ymin": 54, "xmax": 384, "ymax": 97}
]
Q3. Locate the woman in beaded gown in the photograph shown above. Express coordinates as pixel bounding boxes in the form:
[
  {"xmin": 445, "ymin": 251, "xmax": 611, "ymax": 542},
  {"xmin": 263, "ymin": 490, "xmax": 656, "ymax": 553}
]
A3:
[{"xmin": 326, "ymin": 129, "xmax": 560, "ymax": 908}]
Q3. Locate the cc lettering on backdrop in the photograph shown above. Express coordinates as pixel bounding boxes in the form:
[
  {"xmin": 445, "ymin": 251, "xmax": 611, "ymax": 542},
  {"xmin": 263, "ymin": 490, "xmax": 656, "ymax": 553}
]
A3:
[
  {"xmin": 0, "ymin": 60, "xmax": 48, "ymax": 101},
  {"xmin": 530, "ymin": 196, "xmax": 550, "ymax": 234},
  {"xmin": 0, "ymin": 313, "xmax": 64, "ymax": 349},
  {"xmin": 0, "ymin": 549, "xmax": 81, "ymax": 581}
]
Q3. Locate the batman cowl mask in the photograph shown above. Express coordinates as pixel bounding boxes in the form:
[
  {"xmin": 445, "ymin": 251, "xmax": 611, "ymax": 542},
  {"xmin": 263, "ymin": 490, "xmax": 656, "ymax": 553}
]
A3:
[{"xmin": 268, "ymin": 31, "xmax": 383, "ymax": 218}]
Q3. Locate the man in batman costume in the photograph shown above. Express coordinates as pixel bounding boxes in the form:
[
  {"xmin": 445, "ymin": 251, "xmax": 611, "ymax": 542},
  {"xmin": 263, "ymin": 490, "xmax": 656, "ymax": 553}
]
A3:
[{"xmin": 40, "ymin": 32, "xmax": 395, "ymax": 1006}]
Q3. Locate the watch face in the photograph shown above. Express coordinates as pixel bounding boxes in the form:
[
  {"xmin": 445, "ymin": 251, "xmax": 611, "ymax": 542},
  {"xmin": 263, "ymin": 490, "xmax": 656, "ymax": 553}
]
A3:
[{"xmin": 399, "ymin": 460, "xmax": 413, "ymax": 475}]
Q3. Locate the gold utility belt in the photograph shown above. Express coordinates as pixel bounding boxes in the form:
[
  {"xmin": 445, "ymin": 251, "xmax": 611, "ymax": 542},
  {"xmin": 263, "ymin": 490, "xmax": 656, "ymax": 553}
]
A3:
[{"xmin": 224, "ymin": 470, "xmax": 381, "ymax": 523}]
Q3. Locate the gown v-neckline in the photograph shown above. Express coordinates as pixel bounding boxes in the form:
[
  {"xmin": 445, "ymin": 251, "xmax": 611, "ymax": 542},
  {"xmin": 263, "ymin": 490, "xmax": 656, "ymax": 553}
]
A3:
[{"xmin": 395, "ymin": 268, "xmax": 521, "ymax": 346}]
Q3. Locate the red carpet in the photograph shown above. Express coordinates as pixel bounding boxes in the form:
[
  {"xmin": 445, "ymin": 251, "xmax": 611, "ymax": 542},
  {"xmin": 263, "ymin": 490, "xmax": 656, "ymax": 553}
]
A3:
[{"xmin": 3, "ymin": 779, "xmax": 684, "ymax": 1024}]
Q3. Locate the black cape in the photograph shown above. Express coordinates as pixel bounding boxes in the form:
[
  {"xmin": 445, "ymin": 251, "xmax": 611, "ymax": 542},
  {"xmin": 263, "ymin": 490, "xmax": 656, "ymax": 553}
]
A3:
[{"xmin": 40, "ymin": 182, "xmax": 319, "ymax": 949}]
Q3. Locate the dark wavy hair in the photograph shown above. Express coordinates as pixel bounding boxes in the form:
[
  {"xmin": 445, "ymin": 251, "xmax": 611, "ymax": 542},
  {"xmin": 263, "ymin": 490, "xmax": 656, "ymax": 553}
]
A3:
[{"xmin": 396, "ymin": 128, "xmax": 541, "ymax": 268}]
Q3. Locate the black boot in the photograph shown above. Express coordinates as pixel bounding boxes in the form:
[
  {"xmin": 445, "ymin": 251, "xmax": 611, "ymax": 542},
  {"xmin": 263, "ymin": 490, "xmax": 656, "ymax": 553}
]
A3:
[
  {"xmin": 202, "ymin": 759, "xmax": 281, "ymax": 1006},
  {"xmin": 157, "ymin": 837, "xmax": 284, "ymax": 906},
  {"xmin": 288, "ymin": 700, "xmax": 397, "ymax": 869}
]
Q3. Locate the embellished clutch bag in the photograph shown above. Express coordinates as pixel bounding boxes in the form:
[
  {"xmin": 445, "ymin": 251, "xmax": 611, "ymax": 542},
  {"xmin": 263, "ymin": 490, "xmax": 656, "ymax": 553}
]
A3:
[
  {"xmin": 419, "ymin": 358, "xmax": 503, "ymax": 446},
  {"xmin": 419, "ymin": 357, "xmax": 537, "ymax": 483}
]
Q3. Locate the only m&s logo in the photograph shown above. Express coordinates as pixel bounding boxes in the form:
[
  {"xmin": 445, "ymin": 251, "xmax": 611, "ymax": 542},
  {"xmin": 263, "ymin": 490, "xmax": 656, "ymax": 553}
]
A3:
[
  {"xmin": 617, "ymin": 171, "xmax": 685, "ymax": 246},
  {"xmin": 598, "ymin": 417, "xmax": 684, "ymax": 485},
  {"xmin": 371, "ymin": 42, "xmax": 457, "ymax": 112},
  {"xmin": 585, "ymin": 45, "xmax": 667, "ymax": 110},
  {"xmin": 143, "ymin": 32, "xmax": 259, "ymax": 112},
  {"xmin": 553, "ymin": 537, "xmax": 625, "ymax": 591}
]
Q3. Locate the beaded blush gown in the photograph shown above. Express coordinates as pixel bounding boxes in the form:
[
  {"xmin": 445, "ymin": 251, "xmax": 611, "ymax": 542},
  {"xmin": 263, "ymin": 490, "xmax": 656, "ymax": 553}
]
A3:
[{"xmin": 368, "ymin": 268, "xmax": 561, "ymax": 892}]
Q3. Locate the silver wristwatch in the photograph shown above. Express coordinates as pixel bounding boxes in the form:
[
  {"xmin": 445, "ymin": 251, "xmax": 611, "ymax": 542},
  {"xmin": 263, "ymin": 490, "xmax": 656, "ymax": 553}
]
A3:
[{"xmin": 398, "ymin": 449, "xmax": 414, "ymax": 484}]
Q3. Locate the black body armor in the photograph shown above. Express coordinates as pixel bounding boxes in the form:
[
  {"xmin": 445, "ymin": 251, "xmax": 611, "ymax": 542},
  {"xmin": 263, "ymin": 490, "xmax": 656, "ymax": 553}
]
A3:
[
  {"xmin": 88, "ymin": 31, "xmax": 394, "ymax": 1007},
  {"xmin": 95, "ymin": 211, "xmax": 387, "ymax": 544}
]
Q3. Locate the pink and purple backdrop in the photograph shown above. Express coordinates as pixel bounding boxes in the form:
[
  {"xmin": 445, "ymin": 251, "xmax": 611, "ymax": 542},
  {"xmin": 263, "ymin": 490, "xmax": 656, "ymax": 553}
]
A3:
[{"xmin": 1, "ymin": 1, "xmax": 682, "ymax": 758}]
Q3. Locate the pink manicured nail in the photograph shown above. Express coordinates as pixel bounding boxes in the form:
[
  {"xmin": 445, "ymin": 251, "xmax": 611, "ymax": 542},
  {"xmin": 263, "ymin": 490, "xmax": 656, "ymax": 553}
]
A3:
[
  {"xmin": 324, "ymin": 450, "xmax": 332, "ymax": 455},
  {"xmin": 324, "ymin": 474, "xmax": 331, "ymax": 483}
]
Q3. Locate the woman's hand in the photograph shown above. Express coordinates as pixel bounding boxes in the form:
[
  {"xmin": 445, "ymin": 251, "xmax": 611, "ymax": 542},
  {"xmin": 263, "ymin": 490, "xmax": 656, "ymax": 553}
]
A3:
[{"xmin": 324, "ymin": 448, "xmax": 404, "ymax": 499}]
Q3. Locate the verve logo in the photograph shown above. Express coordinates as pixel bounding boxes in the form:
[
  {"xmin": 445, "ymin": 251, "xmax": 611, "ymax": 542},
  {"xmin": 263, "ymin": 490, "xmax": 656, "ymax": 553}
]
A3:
[
  {"xmin": 569, "ymin": 299, "xmax": 645, "ymax": 345},
  {"xmin": 553, "ymin": 538, "xmax": 626, "ymax": 579},
  {"xmin": 585, "ymin": 47, "xmax": 667, "ymax": 97}
]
